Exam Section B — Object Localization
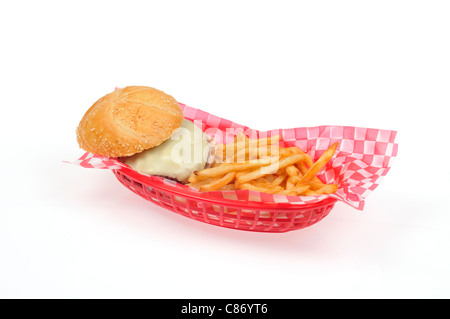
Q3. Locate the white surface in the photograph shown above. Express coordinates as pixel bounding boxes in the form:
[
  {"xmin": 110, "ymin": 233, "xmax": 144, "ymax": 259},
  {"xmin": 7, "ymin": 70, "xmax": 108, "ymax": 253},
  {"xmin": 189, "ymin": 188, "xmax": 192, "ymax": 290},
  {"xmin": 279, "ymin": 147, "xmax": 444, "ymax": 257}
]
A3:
[{"xmin": 1, "ymin": 1, "xmax": 450, "ymax": 299}]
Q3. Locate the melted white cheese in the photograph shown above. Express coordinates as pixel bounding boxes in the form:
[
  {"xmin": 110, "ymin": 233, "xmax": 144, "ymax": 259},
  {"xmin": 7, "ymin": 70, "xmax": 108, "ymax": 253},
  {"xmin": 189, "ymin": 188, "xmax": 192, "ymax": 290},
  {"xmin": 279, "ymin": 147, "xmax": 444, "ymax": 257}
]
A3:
[{"xmin": 124, "ymin": 120, "xmax": 213, "ymax": 182}]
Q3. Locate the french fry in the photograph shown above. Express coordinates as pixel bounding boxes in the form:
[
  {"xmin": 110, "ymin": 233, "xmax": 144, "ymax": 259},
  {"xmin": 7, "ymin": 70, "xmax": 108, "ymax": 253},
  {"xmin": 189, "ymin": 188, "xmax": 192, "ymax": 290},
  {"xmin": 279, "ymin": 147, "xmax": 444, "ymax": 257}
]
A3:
[
  {"xmin": 263, "ymin": 174, "xmax": 275, "ymax": 183},
  {"xmin": 238, "ymin": 183, "xmax": 283, "ymax": 194},
  {"xmin": 291, "ymin": 184, "xmax": 310, "ymax": 195},
  {"xmin": 235, "ymin": 145, "xmax": 279, "ymax": 162},
  {"xmin": 200, "ymin": 172, "xmax": 236, "ymax": 192},
  {"xmin": 234, "ymin": 137, "xmax": 280, "ymax": 162},
  {"xmin": 271, "ymin": 174, "xmax": 287, "ymax": 186},
  {"xmin": 296, "ymin": 161, "xmax": 309, "ymax": 175},
  {"xmin": 286, "ymin": 175, "xmax": 301, "ymax": 190},
  {"xmin": 286, "ymin": 177, "xmax": 295, "ymax": 190},
  {"xmin": 187, "ymin": 177, "xmax": 213, "ymax": 189},
  {"xmin": 248, "ymin": 181, "xmax": 274, "ymax": 189},
  {"xmin": 237, "ymin": 154, "xmax": 305, "ymax": 184},
  {"xmin": 188, "ymin": 173, "xmax": 211, "ymax": 184},
  {"xmin": 234, "ymin": 171, "xmax": 246, "ymax": 189},
  {"xmin": 285, "ymin": 165, "xmax": 300, "ymax": 177},
  {"xmin": 314, "ymin": 184, "xmax": 338, "ymax": 195},
  {"xmin": 286, "ymin": 176, "xmax": 295, "ymax": 190},
  {"xmin": 291, "ymin": 175, "xmax": 301, "ymax": 184},
  {"xmin": 304, "ymin": 154, "xmax": 314, "ymax": 168},
  {"xmin": 188, "ymin": 174, "xmax": 198, "ymax": 184},
  {"xmin": 298, "ymin": 143, "xmax": 338, "ymax": 185},
  {"xmin": 194, "ymin": 158, "xmax": 273, "ymax": 178},
  {"xmin": 307, "ymin": 179, "xmax": 326, "ymax": 190},
  {"xmin": 304, "ymin": 189, "xmax": 318, "ymax": 196},
  {"xmin": 276, "ymin": 184, "xmax": 310, "ymax": 196},
  {"xmin": 235, "ymin": 172, "xmax": 246, "ymax": 179},
  {"xmin": 280, "ymin": 147, "xmax": 301, "ymax": 157},
  {"xmin": 247, "ymin": 134, "xmax": 280, "ymax": 148}
]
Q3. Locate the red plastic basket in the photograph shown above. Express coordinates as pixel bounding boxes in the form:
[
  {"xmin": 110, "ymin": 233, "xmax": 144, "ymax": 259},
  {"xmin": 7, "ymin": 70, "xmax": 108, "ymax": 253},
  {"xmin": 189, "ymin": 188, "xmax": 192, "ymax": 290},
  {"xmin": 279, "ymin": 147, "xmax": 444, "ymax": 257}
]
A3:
[{"xmin": 113, "ymin": 165, "xmax": 337, "ymax": 233}]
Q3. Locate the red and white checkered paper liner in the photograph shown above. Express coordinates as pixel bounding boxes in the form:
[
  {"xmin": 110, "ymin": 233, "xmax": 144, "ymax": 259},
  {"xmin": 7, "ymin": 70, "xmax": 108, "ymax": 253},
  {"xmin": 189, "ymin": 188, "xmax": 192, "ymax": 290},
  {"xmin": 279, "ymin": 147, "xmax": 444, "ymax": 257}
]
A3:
[{"xmin": 71, "ymin": 103, "xmax": 398, "ymax": 210}]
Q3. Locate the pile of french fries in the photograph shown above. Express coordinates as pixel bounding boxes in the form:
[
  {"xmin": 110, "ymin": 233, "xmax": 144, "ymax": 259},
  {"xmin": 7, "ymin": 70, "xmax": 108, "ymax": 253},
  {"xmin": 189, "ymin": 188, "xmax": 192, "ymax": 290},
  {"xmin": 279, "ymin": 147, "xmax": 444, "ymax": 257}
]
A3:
[{"xmin": 188, "ymin": 133, "xmax": 338, "ymax": 196}]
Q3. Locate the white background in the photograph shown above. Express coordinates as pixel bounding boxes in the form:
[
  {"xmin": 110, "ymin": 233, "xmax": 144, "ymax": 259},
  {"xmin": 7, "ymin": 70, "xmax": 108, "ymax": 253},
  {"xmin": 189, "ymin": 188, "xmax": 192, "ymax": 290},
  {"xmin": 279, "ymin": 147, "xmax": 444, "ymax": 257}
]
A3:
[{"xmin": 1, "ymin": 1, "xmax": 449, "ymax": 299}]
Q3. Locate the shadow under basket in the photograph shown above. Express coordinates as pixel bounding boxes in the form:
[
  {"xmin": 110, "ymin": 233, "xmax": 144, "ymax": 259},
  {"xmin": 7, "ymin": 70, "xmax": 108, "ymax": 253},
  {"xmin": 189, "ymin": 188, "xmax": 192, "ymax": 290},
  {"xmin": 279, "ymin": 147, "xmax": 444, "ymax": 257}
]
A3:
[{"xmin": 113, "ymin": 167, "xmax": 337, "ymax": 233}]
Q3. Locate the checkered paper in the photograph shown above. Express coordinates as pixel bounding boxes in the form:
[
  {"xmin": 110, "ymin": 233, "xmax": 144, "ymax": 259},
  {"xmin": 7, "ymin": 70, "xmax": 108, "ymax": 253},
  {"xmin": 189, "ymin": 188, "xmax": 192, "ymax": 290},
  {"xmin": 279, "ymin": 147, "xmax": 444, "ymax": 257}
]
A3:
[{"xmin": 71, "ymin": 103, "xmax": 398, "ymax": 210}]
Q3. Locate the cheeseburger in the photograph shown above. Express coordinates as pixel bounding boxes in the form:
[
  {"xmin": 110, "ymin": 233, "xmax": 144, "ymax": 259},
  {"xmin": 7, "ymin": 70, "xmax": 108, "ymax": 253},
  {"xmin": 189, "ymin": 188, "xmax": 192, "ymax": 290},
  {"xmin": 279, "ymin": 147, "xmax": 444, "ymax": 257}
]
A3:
[{"xmin": 76, "ymin": 86, "xmax": 213, "ymax": 183}]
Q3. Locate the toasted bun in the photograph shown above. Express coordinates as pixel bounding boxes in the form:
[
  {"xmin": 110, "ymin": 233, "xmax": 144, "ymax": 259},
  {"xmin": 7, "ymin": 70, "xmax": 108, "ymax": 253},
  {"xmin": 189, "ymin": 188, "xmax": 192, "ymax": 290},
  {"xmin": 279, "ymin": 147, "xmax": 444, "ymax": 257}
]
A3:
[{"xmin": 76, "ymin": 86, "xmax": 184, "ymax": 157}]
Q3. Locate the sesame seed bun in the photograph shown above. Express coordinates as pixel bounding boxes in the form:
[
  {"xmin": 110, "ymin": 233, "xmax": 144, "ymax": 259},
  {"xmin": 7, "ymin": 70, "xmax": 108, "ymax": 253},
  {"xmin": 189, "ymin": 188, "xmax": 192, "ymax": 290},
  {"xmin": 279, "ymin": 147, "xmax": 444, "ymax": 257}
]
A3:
[{"xmin": 76, "ymin": 86, "xmax": 184, "ymax": 157}]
